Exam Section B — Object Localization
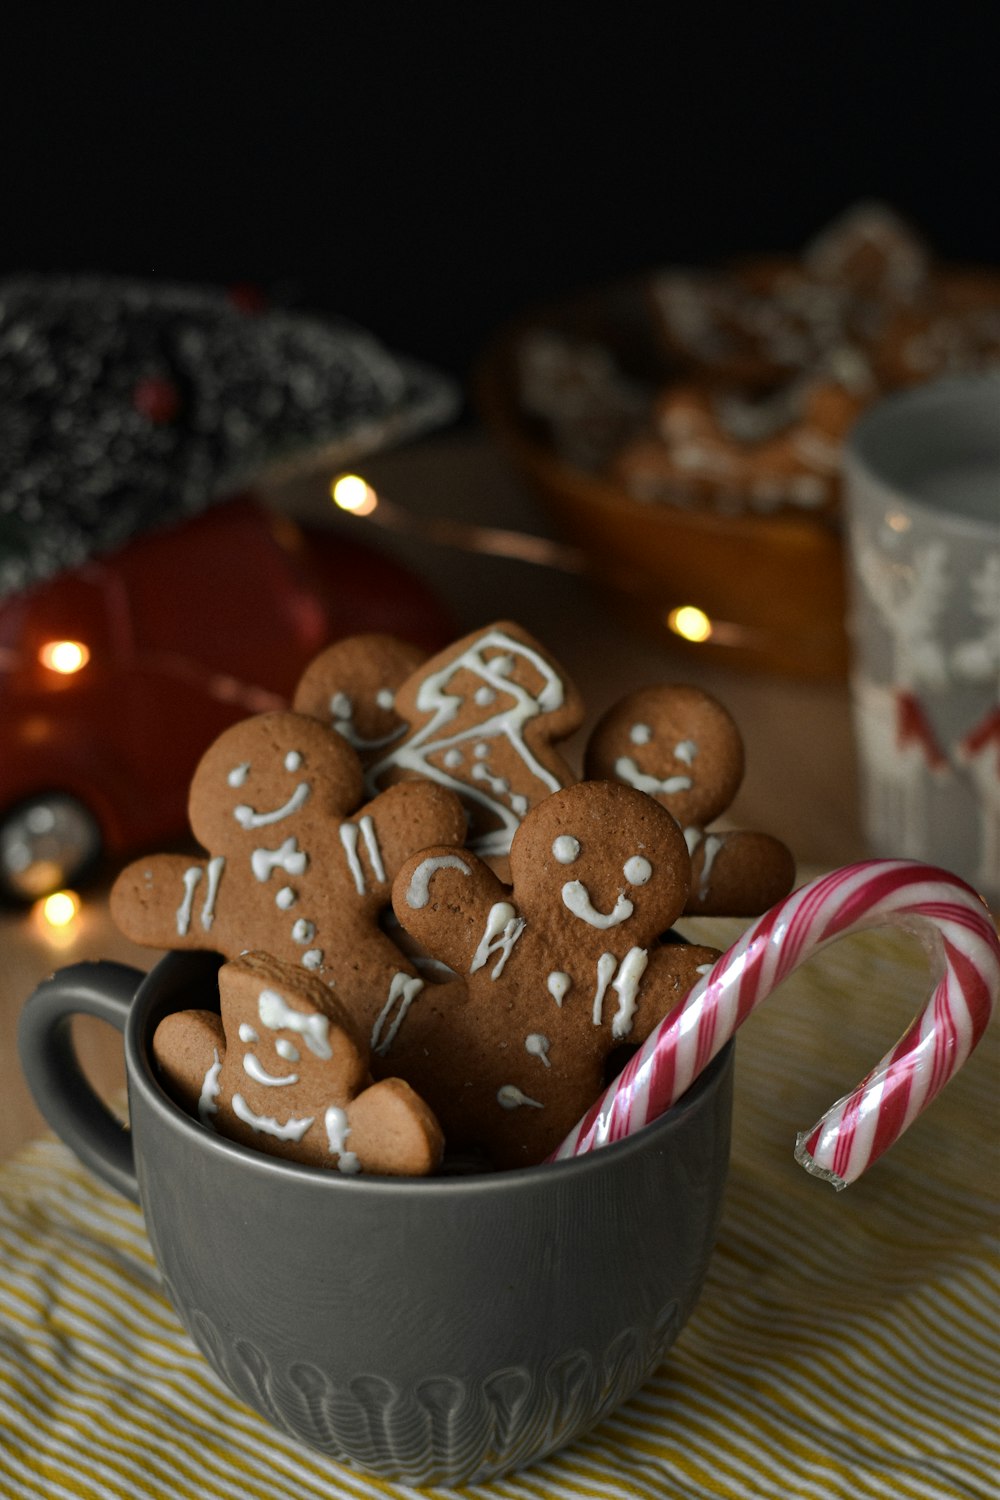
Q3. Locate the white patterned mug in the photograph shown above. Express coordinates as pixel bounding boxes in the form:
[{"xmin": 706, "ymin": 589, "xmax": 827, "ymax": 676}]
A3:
[
  {"xmin": 18, "ymin": 951, "xmax": 733, "ymax": 1487},
  {"xmin": 844, "ymin": 373, "xmax": 1000, "ymax": 908}
]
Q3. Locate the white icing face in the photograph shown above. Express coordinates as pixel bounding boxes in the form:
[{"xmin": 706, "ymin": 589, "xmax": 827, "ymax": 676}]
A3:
[
  {"xmin": 556, "ymin": 826, "xmax": 653, "ymax": 928},
  {"xmin": 329, "ymin": 687, "xmax": 407, "ymax": 752},
  {"xmin": 235, "ymin": 986, "xmax": 331, "ymax": 1097},
  {"xmin": 233, "ymin": 751, "xmax": 311, "ymax": 830},
  {"xmin": 551, "ymin": 834, "xmax": 580, "ymax": 864}
]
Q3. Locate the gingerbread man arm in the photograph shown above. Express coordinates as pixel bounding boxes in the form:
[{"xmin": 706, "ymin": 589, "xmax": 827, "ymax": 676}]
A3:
[
  {"xmin": 685, "ymin": 830, "xmax": 796, "ymax": 916},
  {"xmin": 345, "ymin": 781, "xmax": 467, "ymax": 906},
  {"xmin": 110, "ymin": 853, "xmax": 232, "ymax": 952},
  {"xmin": 152, "ymin": 1009, "xmax": 226, "ymax": 1121},
  {"xmin": 345, "ymin": 1078, "xmax": 443, "ymax": 1176},
  {"xmin": 620, "ymin": 941, "xmax": 720, "ymax": 1048},
  {"xmin": 392, "ymin": 846, "xmax": 515, "ymax": 979}
]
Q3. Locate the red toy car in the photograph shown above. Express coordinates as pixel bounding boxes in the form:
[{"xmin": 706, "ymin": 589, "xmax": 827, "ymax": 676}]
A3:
[{"xmin": 0, "ymin": 496, "xmax": 452, "ymax": 899}]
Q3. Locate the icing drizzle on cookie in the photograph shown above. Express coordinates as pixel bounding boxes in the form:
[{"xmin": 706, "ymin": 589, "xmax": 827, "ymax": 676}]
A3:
[
  {"xmin": 562, "ymin": 880, "xmax": 633, "ymax": 929},
  {"xmin": 371, "ymin": 972, "xmax": 425, "ymax": 1056},
  {"xmin": 497, "ymin": 1085, "xmax": 544, "ymax": 1110},
  {"xmin": 339, "ymin": 815, "xmax": 386, "ymax": 895},
  {"xmin": 405, "ymin": 854, "xmax": 472, "ymax": 909},
  {"xmin": 369, "ymin": 626, "xmax": 569, "ymax": 858},
  {"xmin": 470, "ymin": 901, "xmax": 526, "ymax": 979}
]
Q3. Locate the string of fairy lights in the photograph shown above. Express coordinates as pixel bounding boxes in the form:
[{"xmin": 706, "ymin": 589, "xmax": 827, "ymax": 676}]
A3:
[{"xmin": 29, "ymin": 471, "xmax": 722, "ymax": 941}]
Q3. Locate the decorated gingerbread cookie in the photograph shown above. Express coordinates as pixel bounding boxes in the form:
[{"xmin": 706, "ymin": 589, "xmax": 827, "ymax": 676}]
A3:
[
  {"xmin": 585, "ymin": 684, "xmax": 795, "ymax": 916},
  {"xmin": 293, "ymin": 633, "xmax": 428, "ymax": 766},
  {"xmin": 613, "ymin": 375, "xmax": 865, "ymax": 515},
  {"xmin": 387, "ymin": 780, "xmax": 720, "ymax": 1169},
  {"xmin": 366, "ymin": 620, "xmax": 584, "ymax": 866},
  {"xmin": 152, "ymin": 951, "xmax": 443, "ymax": 1175},
  {"xmin": 110, "ymin": 708, "xmax": 467, "ymax": 1039}
]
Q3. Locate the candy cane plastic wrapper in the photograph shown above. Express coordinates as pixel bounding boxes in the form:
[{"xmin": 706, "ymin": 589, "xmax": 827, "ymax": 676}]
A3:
[{"xmin": 551, "ymin": 860, "xmax": 999, "ymax": 1187}]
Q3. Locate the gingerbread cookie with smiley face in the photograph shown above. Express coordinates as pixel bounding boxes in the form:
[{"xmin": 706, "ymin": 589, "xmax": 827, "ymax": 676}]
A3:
[
  {"xmin": 293, "ymin": 633, "xmax": 428, "ymax": 767},
  {"xmin": 153, "ymin": 951, "xmax": 444, "ymax": 1175},
  {"xmin": 387, "ymin": 780, "xmax": 720, "ymax": 1169},
  {"xmin": 585, "ymin": 684, "xmax": 795, "ymax": 916},
  {"xmin": 110, "ymin": 709, "xmax": 467, "ymax": 1043}
]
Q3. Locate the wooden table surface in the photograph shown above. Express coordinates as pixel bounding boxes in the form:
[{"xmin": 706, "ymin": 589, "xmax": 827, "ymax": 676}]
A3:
[{"xmin": 0, "ymin": 428, "xmax": 869, "ymax": 1161}]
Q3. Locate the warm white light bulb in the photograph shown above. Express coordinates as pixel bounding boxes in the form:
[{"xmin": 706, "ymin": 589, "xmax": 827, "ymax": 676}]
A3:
[
  {"xmin": 39, "ymin": 640, "xmax": 90, "ymax": 675},
  {"xmin": 666, "ymin": 605, "xmax": 713, "ymax": 643},
  {"xmin": 330, "ymin": 474, "xmax": 378, "ymax": 516},
  {"xmin": 40, "ymin": 890, "xmax": 81, "ymax": 929}
]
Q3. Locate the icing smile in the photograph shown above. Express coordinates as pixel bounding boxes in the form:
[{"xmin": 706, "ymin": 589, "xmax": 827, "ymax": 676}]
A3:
[
  {"xmin": 242, "ymin": 1053, "xmax": 299, "ymax": 1087},
  {"xmin": 561, "ymin": 880, "xmax": 634, "ymax": 929},
  {"xmin": 234, "ymin": 782, "xmax": 311, "ymax": 828},
  {"xmin": 613, "ymin": 756, "xmax": 692, "ymax": 796}
]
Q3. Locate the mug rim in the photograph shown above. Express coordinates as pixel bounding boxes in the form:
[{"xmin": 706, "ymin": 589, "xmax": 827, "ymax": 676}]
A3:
[
  {"xmin": 844, "ymin": 371, "xmax": 1000, "ymax": 537},
  {"xmin": 124, "ymin": 949, "xmax": 735, "ymax": 1199}
]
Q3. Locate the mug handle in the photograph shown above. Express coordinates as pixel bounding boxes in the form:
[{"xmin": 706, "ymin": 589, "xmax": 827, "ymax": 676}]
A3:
[{"xmin": 17, "ymin": 961, "xmax": 145, "ymax": 1204}]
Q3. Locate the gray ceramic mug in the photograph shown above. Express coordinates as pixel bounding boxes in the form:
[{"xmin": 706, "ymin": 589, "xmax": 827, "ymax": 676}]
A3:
[{"xmin": 18, "ymin": 950, "xmax": 733, "ymax": 1487}]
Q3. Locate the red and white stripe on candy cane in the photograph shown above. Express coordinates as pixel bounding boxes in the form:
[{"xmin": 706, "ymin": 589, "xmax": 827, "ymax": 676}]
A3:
[{"xmin": 551, "ymin": 861, "xmax": 999, "ymax": 1187}]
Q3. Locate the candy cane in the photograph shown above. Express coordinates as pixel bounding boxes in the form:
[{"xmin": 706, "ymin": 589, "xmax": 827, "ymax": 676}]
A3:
[{"xmin": 551, "ymin": 861, "xmax": 999, "ymax": 1187}]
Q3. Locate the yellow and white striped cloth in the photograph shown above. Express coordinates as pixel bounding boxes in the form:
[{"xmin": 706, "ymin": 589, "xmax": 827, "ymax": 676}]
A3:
[{"xmin": 1, "ymin": 919, "xmax": 997, "ymax": 1499}]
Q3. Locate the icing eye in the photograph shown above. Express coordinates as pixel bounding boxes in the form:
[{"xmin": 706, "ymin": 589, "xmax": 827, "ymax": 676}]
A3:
[
  {"xmin": 238, "ymin": 1024, "xmax": 259, "ymax": 1044},
  {"xmin": 629, "ymin": 723, "xmax": 653, "ymax": 745},
  {"xmin": 228, "ymin": 762, "xmax": 250, "ymax": 788},
  {"xmin": 285, "ymin": 751, "xmax": 303, "ymax": 772},
  {"xmin": 275, "ymin": 1038, "xmax": 300, "ymax": 1062},
  {"xmin": 674, "ymin": 739, "xmax": 698, "ymax": 765},
  {"xmin": 375, "ymin": 688, "xmax": 395, "ymax": 710},
  {"xmin": 552, "ymin": 835, "xmax": 580, "ymax": 865},
  {"xmin": 624, "ymin": 855, "xmax": 652, "ymax": 885},
  {"xmin": 329, "ymin": 691, "xmax": 352, "ymax": 720}
]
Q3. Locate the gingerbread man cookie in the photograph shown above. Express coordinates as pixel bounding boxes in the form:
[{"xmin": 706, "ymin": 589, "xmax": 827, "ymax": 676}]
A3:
[
  {"xmin": 387, "ymin": 780, "xmax": 720, "ymax": 1169},
  {"xmin": 110, "ymin": 709, "xmax": 467, "ymax": 1040},
  {"xmin": 293, "ymin": 633, "xmax": 427, "ymax": 767},
  {"xmin": 153, "ymin": 951, "xmax": 443, "ymax": 1175},
  {"xmin": 366, "ymin": 620, "xmax": 584, "ymax": 866},
  {"xmin": 585, "ymin": 685, "xmax": 795, "ymax": 916}
]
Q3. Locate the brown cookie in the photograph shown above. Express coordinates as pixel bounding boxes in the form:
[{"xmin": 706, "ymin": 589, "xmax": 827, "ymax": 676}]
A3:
[
  {"xmin": 293, "ymin": 633, "xmax": 428, "ymax": 766},
  {"xmin": 585, "ymin": 685, "xmax": 795, "ymax": 916},
  {"xmin": 152, "ymin": 951, "xmax": 443, "ymax": 1175},
  {"xmin": 387, "ymin": 781, "xmax": 720, "ymax": 1170},
  {"xmin": 366, "ymin": 620, "xmax": 584, "ymax": 867},
  {"xmin": 612, "ymin": 370, "xmax": 868, "ymax": 516},
  {"xmin": 110, "ymin": 708, "xmax": 468, "ymax": 1039}
]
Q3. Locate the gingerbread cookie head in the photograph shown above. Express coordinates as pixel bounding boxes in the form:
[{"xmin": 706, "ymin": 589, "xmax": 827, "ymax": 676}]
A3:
[
  {"xmin": 585, "ymin": 685, "xmax": 795, "ymax": 917},
  {"xmin": 110, "ymin": 708, "xmax": 468, "ymax": 1024},
  {"xmin": 152, "ymin": 951, "xmax": 444, "ymax": 1176},
  {"xmin": 585, "ymin": 684, "xmax": 744, "ymax": 828},
  {"xmin": 188, "ymin": 709, "xmax": 364, "ymax": 863},
  {"xmin": 368, "ymin": 620, "xmax": 584, "ymax": 861},
  {"xmin": 506, "ymin": 778, "xmax": 691, "ymax": 957},
  {"xmin": 390, "ymin": 781, "xmax": 720, "ymax": 1168},
  {"xmin": 293, "ymin": 633, "xmax": 427, "ymax": 764}
]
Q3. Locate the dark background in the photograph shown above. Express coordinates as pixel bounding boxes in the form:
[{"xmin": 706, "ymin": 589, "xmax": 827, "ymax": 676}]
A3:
[{"xmin": 4, "ymin": 4, "xmax": 999, "ymax": 383}]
